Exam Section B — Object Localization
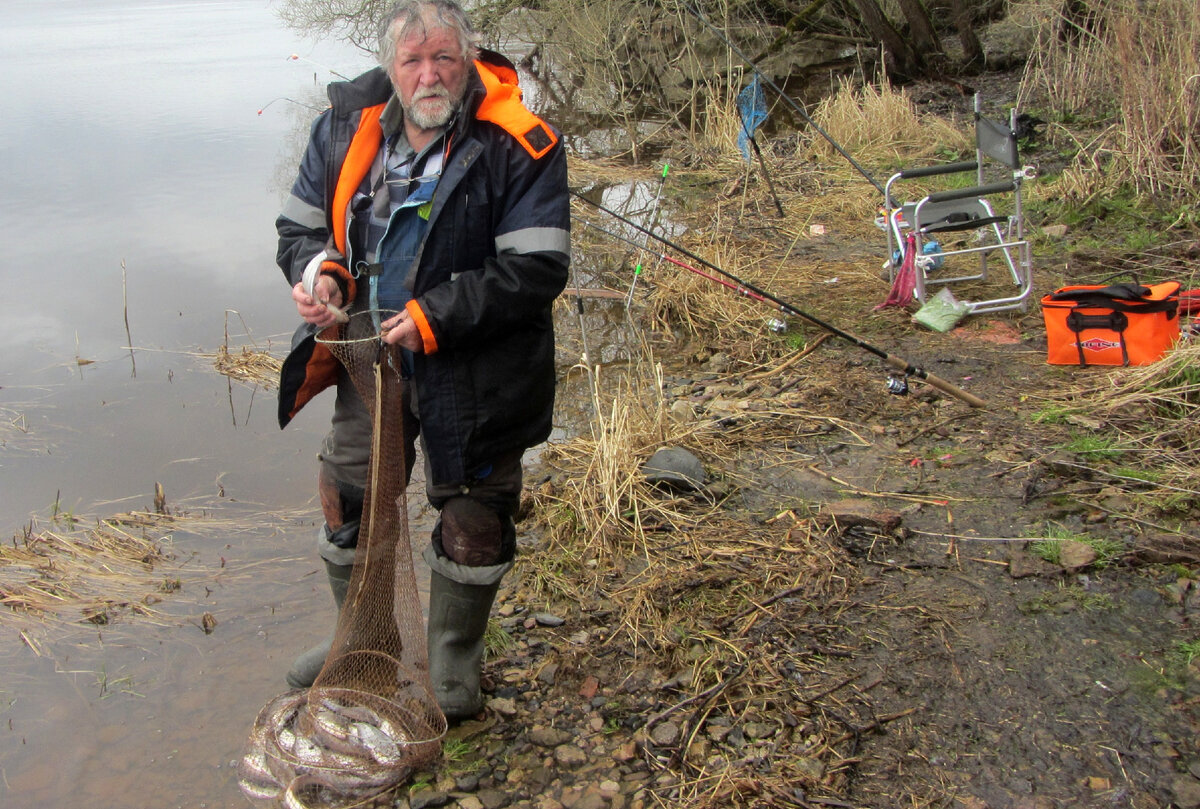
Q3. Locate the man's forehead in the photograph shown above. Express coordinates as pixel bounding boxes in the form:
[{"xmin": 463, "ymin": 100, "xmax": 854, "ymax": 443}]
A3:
[{"xmin": 395, "ymin": 26, "xmax": 463, "ymax": 58}]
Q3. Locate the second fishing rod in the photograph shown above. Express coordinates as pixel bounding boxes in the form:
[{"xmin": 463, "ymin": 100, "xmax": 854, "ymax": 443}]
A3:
[{"xmin": 572, "ymin": 191, "xmax": 986, "ymax": 409}]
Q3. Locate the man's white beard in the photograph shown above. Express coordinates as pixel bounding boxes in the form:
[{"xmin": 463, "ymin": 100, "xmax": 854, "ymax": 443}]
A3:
[{"xmin": 406, "ymin": 87, "xmax": 457, "ymax": 130}]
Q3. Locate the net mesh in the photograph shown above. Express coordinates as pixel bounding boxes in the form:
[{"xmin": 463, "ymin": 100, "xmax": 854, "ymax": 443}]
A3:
[{"xmin": 239, "ymin": 310, "xmax": 445, "ymax": 808}]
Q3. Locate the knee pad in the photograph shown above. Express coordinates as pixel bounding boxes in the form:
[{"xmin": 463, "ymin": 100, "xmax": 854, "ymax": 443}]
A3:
[
  {"xmin": 435, "ymin": 497, "xmax": 515, "ymax": 567},
  {"xmin": 318, "ymin": 463, "xmax": 363, "ymax": 549}
]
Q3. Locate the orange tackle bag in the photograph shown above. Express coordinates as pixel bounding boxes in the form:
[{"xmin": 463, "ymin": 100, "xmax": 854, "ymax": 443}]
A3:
[{"xmin": 1041, "ymin": 281, "xmax": 1181, "ymax": 366}]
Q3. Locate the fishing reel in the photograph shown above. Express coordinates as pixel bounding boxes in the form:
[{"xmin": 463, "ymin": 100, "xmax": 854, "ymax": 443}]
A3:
[{"xmin": 886, "ymin": 373, "xmax": 910, "ymax": 396}]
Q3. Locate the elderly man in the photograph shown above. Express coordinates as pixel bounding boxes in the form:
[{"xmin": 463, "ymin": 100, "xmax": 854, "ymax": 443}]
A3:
[{"xmin": 275, "ymin": 0, "xmax": 570, "ymax": 720}]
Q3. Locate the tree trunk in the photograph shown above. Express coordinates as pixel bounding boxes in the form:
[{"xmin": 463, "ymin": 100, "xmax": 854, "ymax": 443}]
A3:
[
  {"xmin": 845, "ymin": 0, "xmax": 926, "ymax": 79},
  {"xmin": 894, "ymin": 0, "xmax": 942, "ymax": 61},
  {"xmin": 946, "ymin": 0, "xmax": 985, "ymax": 71}
]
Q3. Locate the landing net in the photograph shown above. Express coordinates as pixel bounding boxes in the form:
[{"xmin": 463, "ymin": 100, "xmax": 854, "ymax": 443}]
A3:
[{"xmin": 238, "ymin": 310, "xmax": 445, "ymax": 808}]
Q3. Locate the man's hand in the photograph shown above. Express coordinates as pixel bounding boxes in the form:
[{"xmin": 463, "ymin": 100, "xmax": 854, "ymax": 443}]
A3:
[
  {"xmin": 380, "ymin": 308, "xmax": 423, "ymax": 351},
  {"xmin": 292, "ymin": 275, "xmax": 345, "ymax": 329}
]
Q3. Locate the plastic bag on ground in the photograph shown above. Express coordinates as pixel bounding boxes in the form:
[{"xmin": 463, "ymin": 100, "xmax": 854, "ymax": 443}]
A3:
[{"xmin": 913, "ymin": 287, "xmax": 970, "ymax": 332}]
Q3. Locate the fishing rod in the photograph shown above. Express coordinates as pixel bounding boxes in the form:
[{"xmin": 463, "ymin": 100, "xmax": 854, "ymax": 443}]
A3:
[
  {"xmin": 572, "ymin": 193, "xmax": 986, "ymax": 408},
  {"xmin": 685, "ymin": 2, "xmax": 886, "ymax": 195},
  {"xmin": 625, "ymin": 163, "xmax": 670, "ymax": 308}
]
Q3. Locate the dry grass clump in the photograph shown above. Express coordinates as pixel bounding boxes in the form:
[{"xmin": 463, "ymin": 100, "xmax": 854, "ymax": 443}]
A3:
[
  {"xmin": 214, "ymin": 343, "xmax": 282, "ymax": 390},
  {"xmin": 807, "ymin": 76, "xmax": 970, "ymax": 170},
  {"xmin": 1020, "ymin": 0, "xmax": 1200, "ymax": 201},
  {"xmin": 1, "ymin": 512, "xmax": 180, "ymax": 630},
  {"xmin": 534, "ymin": 360, "xmax": 709, "ymax": 564},
  {"xmin": 525, "ymin": 353, "xmax": 871, "ymax": 806},
  {"xmin": 527, "ymin": 353, "xmax": 853, "ymax": 636},
  {"xmin": 208, "ymin": 309, "xmax": 283, "ymax": 389},
  {"xmin": 0, "ymin": 492, "xmax": 304, "ymax": 638},
  {"xmin": 1049, "ymin": 340, "xmax": 1200, "ymax": 519},
  {"xmin": 1085, "ymin": 341, "xmax": 1199, "ymax": 480}
]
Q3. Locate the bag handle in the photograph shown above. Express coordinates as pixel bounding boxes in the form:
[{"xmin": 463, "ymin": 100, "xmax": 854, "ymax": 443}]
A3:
[
  {"xmin": 1050, "ymin": 286, "xmax": 1178, "ymax": 318},
  {"xmin": 1049, "ymin": 282, "xmax": 1149, "ymax": 302},
  {"xmin": 1065, "ymin": 310, "xmax": 1130, "ymax": 366}
]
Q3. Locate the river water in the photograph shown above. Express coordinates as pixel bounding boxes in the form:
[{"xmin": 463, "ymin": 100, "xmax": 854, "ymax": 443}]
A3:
[{"xmin": 0, "ymin": 2, "xmax": 569, "ymax": 807}]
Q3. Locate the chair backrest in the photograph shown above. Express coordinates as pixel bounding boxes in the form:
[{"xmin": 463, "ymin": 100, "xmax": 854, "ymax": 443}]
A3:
[{"xmin": 976, "ymin": 114, "xmax": 1020, "ymax": 170}]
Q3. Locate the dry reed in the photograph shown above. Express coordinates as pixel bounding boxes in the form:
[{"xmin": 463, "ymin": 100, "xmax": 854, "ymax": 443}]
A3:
[
  {"xmin": 1048, "ymin": 340, "xmax": 1200, "ymax": 516},
  {"xmin": 807, "ymin": 76, "xmax": 970, "ymax": 169},
  {"xmin": 209, "ymin": 310, "xmax": 283, "ymax": 389},
  {"xmin": 1, "ymin": 512, "xmax": 180, "ymax": 629},
  {"xmin": 213, "ymin": 343, "xmax": 283, "ymax": 389},
  {"xmin": 2, "ymin": 499, "xmax": 309, "ymax": 635},
  {"xmin": 1020, "ymin": 0, "xmax": 1200, "ymax": 200}
]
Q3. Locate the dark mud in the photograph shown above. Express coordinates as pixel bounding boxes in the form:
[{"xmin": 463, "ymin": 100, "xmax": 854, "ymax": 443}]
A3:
[
  {"xmin": 395, "ymin": 120, "xmax": 1200, "ymax": 806},
  {"xmin": 387, "ymin": 280, "xmax": 1198, "ymax": 809}
]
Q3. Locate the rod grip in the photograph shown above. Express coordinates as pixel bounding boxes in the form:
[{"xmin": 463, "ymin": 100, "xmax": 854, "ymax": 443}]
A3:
[{"xmin": 886, "ymin": 355, "xmax": 987, "ymax": 408}]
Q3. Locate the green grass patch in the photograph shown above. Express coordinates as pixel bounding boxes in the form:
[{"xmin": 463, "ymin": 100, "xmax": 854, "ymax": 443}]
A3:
[
  {"xmin": 1019, "ymin": 584, "xmax": 1115, "ymax": 614},
  {"xmin": 1111, "ymin": 466, "xmax": 1164, "ymax": 484},
  {"xmin": 1031, "ymin": 405, "xmax": 1073, "ymax": 425},
  {"xmin": 1027, "ymin": 523, "xmax": 1124, "ymax": 569},
  {"xmin": 1062, "ymin": 434, "xmax": 1124, "ymax": 462},
  {"xmin": 484, "ymin": 619, "xmax": 515, "ymax": 657},
  {"xmin": 1174, "ymin": 638, "xmax": 1200, "ymax": 666}
]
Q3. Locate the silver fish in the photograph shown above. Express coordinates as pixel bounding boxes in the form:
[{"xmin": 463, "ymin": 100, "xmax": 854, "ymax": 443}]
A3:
[
  {"xmin": 238, "ymin": 774, "xmax": 283, "ymax": 801},
  {"xmin": 311, "ymin": 707, "xmax": 351, "ymax": 740},
  {"xmin": 239, "ymin": 749, "xmax": 276, "ymax": 782},
  {"xmin": 320, "ymin": 697, "xmax": 385, "ymax": 727},
  {"xmin": 290, "ymin": 734, "xmax": 329, "ymax": 768},
  {"xmin": 267, "ymin": 691, "xmax": 305, "ymax": 730},
  {"xmin": 349, "ymin": 721, "xmax": 401, "ymax": 766}
]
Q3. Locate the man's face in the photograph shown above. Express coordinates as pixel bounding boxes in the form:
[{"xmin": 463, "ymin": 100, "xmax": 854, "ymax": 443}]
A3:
[{"xmin": 390, "ymin": 25, "xmax": 469, "ymax": 132}]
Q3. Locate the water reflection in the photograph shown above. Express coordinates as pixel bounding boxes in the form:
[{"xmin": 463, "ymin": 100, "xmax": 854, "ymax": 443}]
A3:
[{"xmin": 0, "ymin": 3, "xmax": 380, "ymax": 807}]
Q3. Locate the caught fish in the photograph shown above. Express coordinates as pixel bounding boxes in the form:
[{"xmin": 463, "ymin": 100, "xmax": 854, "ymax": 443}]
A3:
[
  {"xmin": 266, "ymin": 691, "xmax": 305, "ymax": 735},
  {"xmin": 311, "ymin": 707, "xmax": 351, "ymax": 740},
  {"xmin": 243, "ymin": 689, "xmax": 434, "ymax": 805},
  {"xmin": 240, "ymin": 749, "xmax": 275, "ymax": 782},
  {"xmin": 319, "ymin": 697, "xmax": 384, "ymax": 727},
  {"xmin": 238, "ymin": 775, "xmax": 283, "ymax": 801},
  {"xmin": 349, "ymin": 721, "xmax": 401, "ymax": 766},
  {"xmin": 282, "ymin": 774, "xmax": 330, "ymax": 809},
  {"xmin": 276, "ymin": 725, "xmax": 297, "ymax": 754},
  {"xmin": 289, "ymin": 733, "xmax": 328, "ymax": 768}
]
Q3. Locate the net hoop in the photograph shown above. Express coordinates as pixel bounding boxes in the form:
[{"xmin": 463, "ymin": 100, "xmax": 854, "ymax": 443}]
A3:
[{"xmin": 314, "ymin": 309, "xmax": 400, "ymax": 347}]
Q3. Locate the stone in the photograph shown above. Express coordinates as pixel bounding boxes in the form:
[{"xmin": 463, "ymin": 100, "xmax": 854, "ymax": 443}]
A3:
[
  {"xmin": 1058, "ymin": 539, "xmax": 1097, "ymax": 571},
  {"xmin": 650, "ymin": 721, "xmax": 680, "ymax": 746},
  {"xmin": 553, "ymin": 743, "xmax": 589, "ymax": 767},
  {"xmin": 537, "ymin": 662, "xmax": 560, "ymax": 685},
  {"xmin": 477, "ymin": 789, "xmax": 512, "ymax": 809},
  {"xmin": 409, "ymin": 790, "xmax": 452, "ymax": 809},
  {"xmin": 1171, "ymin": 776, "xmax": 1200, "ymax": 809},
  {"xmin": 817, "ymin": 499, "xmax": 902, "ymax": 532},
  {"xmin": 529, "ymin": 726, "xmax": 574, "ymax": 748},
  {"xmin": 641, "ymin": 447, "xmax": 706, "ymax": 491},
  {"xmin": 488, "ymin": 697, "xmax": 519, "ymax": 717}
]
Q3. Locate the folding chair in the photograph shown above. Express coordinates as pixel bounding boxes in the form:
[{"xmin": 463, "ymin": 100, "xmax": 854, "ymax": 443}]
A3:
[{"xmin": 880, "ymin": 95, "xmax": 1036, "ymax": 314}]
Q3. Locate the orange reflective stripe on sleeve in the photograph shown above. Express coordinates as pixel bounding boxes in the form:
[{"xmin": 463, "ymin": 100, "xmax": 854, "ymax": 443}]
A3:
[
  {"xmin": 406, "ymin": 300, "xmax": 438, "ymax": 355},
  {"xmin": 330, "ymin": 104, "xmax": 385, "ymax": 255}
]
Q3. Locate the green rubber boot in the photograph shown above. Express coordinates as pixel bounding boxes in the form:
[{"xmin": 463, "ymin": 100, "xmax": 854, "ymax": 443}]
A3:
[
  {"xmin": 427, "ymin": 569, "xmax": 500, "ymax": 721},
  {"xmin": 285, "ymin": 560, "xmax": 352, "ymax": 688}
]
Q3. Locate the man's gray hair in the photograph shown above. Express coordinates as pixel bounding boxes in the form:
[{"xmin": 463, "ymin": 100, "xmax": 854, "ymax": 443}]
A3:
[{"xmin": 378, "ymin": 0, "xmax": 479, "ymax": 76}]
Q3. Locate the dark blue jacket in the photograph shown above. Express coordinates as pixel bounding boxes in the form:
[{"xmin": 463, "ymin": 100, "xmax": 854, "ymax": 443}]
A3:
[{"xmin": 276, "ymin": 52, "xmax": 570, "ymax": 486}]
